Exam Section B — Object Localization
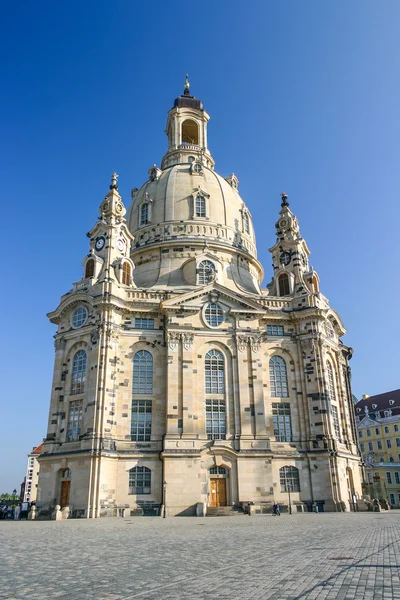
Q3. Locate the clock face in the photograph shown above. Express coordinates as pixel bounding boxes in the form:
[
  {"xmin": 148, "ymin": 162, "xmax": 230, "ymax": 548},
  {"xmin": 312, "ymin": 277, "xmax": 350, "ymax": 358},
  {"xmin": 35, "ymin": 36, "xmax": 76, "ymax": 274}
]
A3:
[
  {"xmin": 280, "ymin": 251, "xmax": 291, "ymax": 266},
  {"xmin": 95, "ymin": 237, "xmax": 105, "ymax": 251},
  {"xmin": 117, "ymin": 239, "xmax": 125, "ymax": 252}
]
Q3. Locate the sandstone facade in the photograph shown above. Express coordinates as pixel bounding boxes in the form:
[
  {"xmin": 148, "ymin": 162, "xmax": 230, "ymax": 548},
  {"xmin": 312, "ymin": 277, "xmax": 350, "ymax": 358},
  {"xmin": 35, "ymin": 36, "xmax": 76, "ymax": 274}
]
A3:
[{"xmin": 37, "ymin": 80, "xmax": 362, "ymax": 517}]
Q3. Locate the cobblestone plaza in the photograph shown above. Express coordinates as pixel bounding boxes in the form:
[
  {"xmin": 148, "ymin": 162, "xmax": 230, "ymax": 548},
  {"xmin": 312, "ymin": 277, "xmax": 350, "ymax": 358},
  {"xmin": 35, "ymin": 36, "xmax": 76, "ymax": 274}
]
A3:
[{"xmin": 1, "ymin": 513, "xmax": 400, "ymax": 600}]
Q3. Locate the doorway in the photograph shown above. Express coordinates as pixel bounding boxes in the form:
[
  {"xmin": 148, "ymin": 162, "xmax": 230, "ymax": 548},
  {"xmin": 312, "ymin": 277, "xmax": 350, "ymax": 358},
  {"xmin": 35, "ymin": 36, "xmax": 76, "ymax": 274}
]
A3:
[
  {"xmin": 209, "ymin": 478, "xmax": 227, "ymax": 507},
  {"xmin": 60, "ymin": 468, "xmax": 71, "ymax": 507}
]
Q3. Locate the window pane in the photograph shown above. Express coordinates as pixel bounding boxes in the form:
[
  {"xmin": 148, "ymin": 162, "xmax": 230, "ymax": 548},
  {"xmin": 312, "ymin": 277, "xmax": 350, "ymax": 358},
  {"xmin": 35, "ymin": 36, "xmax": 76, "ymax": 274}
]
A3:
[
  {"xmin": 267, "ymin": 325, "xmax": 284, "ymax": 336},
  {"xmin": 66, "ymin": 400, "xmax": 83, "ymax": 442},
  {"xmin": 71, "ymin": 350, "xmax": 87, "ymax": 395},
  {"xmin": 279, "ymin": 466, "xmax": 300, "ymax": 492},
  {"xmin": 133, "ymin": 351, "xmax": 153, "ymax": 394},
  {"xmin": 206, "ymin": 399, "xmax": 226, "ymax": 440},
  {"xmin": 131, "ymin": 400, "xmax": 152, "ymax": 441},
  {"xmin": 269, "ymin": 356, "xmax": 288, "ymax": 397},
  {"xmin": 272, "ymin": 402, "xmax": 292, "ymax": 442},
  {"xmin": 198, "ymin": 261, "xmax": 215, "ymax": 285},
  {"xmin": 204, "ymin": 303, "xmax": 223, "ymax": 327},
  {"xmin": 129, "ymin": 466, "xmax": 151, "ymax": 495},
  {"xmin": 205, "ymin": 350, "xmax": 225, "ymax": 393}
]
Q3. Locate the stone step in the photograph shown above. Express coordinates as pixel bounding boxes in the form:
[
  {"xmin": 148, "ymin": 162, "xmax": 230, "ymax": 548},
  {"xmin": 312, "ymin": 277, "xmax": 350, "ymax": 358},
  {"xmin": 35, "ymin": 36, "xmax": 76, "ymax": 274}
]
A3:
[{"xmin": 206, "ymin": 507, "xmax": 245, "ymax": 517}]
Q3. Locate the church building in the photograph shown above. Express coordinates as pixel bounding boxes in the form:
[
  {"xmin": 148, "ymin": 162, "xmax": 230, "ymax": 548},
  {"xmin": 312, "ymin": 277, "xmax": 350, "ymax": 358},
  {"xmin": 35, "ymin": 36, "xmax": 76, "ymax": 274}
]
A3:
[{"xmin": 37, "ymin": 79, "xmax": 362, "ymax": 517}]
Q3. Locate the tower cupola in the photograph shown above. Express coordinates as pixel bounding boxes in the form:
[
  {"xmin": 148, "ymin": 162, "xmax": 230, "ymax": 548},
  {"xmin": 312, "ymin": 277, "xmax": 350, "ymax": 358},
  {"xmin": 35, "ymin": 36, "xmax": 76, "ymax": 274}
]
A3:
[{"xmin": 161, "ymin": 76, "xmax": 214, "ymax": 170}]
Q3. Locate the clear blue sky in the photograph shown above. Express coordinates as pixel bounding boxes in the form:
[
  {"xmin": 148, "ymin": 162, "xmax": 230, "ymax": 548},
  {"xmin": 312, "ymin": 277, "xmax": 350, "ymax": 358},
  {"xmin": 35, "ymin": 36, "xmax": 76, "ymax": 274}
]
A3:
[{"xmin": 1, "ymin": 1, "xmax": 399, "ymax": 492}]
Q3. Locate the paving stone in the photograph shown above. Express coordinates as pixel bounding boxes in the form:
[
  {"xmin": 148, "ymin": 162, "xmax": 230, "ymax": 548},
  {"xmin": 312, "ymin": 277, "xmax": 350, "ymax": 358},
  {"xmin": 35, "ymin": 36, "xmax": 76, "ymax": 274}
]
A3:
[{"xmin": 1, "ymin": 513, "xmax": 400, "ymax": 599}]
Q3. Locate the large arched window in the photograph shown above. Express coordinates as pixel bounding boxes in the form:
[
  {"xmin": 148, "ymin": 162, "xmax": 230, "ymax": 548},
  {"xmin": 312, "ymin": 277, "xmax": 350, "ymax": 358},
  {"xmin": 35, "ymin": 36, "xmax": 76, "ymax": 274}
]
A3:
[
  {"xmin": 85, "ymin": 259, "xmax": 94, "ymax": 279},
  {"xmin": 71, "ymin": 350, "xmax": 86, "ymax": 395},
  {"xmin": 133, "ymin": 350, "xmax": 153, "ymax": 394},
  {"xmin": 269, "ymin": 356, "xmax": 288, "ymax": 397},
  {"xmin": 198, "ymin": 260, "xmax": 215, "ymax": 285},
  {"xmin": 278, "ymin": 273, "xmax": 290, "ymax": 296},
  {"xmin": 326, "ymin": 361, "xmax": 336, "ymax": 402},
  {"xmin": 122, "ymin": 262, "xmax": 131, "ymax": 286},
  {"xmin": 205, "ymin": 349, "xmax": 225, "ymax": 393},
  {"xmin": 279, "ymin": 466, "xmax": 300, "ymax": 492},
  {"xmin": 129, "ymin": 466, "xmax": 151, "ymax": 495},
  {"xmin": 181, "ymin": 119, "xmax": 199, "ymax": 145}
]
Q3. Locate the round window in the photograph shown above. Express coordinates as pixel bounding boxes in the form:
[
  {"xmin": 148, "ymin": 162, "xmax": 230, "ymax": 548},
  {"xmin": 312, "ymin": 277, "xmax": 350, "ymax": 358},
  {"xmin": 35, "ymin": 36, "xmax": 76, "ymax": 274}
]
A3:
[
  {"xmin": 72, "ymin": 306, "xmax": 88, "ymax": 328},
  {"xmin": 204, "ymin": 303, "xmax": 223, "ymax": 327}
]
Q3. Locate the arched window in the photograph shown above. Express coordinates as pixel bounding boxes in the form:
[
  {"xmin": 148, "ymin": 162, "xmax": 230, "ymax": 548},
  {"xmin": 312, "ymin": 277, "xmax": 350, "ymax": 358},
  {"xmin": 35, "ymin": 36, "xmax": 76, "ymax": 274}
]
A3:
[
  {"xmin": 129, "ymin": 466, "xmax": 151, "ymax": 495},
  {"xmin": 195, "ymin": 195, "xmax": 206, "ymax": 217},
  {"xmin": 85, "ymin": 259, "xmax": 94, "ymax": 279},
  {"xmin": 140, "ymin": 203, "xmax": 149, "ymax": 226},
  {"xmin": 181, "ymin": 119, "xmax": 199, "ymax": 144},
  {"xmin": 122, "ymin": 262, "xmax": 131, "ymax": 286},
  {"xmin": 198, "ymin": 260, "xmax": 215, "ymax": 284},
  {"xmin": 71, "ymin": 350, "xmax": 86, "ymax": 395},
  {"xmin": 269, "ymin": 356, "xmax": 288, "ymax": 397},
  {"xmin": 326, "ymin": 361, "xmax": 336, "ymax": 402},
  {"xmin": 205, "ymin": 350, "xmax": 225, "ymax": 393},
  {"xmin": 278, "ymin": 273, "xmax": 290, "ymax": 296},
  {"xmin": 188, "ymin": 156, "xmax": 195, "ymax": 163},
  {"xmin": 243, "ymin": 212, "xmax": 250, "ymax": 234},
  {"xmin": 279, "ymin": 466, "xmax": 300, "ymax": 492},
  {"xmin": 133, "ymin": 350, "xmax": 153, "ymax": 394}
]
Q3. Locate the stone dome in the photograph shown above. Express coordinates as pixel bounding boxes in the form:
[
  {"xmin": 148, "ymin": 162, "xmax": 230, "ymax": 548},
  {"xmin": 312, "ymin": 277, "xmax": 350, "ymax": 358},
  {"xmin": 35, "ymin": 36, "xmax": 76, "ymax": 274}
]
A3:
[
  {"xmin": 124, "ymin": 87, "xmax": 263, "ymax": 294},
  {"xmin": 127, "ymin": 163, "xmax": 257, "ymax": 258}
]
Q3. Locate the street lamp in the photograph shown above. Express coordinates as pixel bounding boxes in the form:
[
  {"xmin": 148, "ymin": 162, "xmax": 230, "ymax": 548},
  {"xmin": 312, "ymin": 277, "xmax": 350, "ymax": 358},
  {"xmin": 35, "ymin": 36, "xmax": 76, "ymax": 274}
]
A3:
[
  {"xmin": 282, "ymin": 466, "xmax": 293, "ymax": 515},
  {"xmin": 163, "ymin": 480, "xmax": 167, "ymax": 518},
  {"xmin": 287, "ymin": 483, "xmax": 292, "ymax": 515}
]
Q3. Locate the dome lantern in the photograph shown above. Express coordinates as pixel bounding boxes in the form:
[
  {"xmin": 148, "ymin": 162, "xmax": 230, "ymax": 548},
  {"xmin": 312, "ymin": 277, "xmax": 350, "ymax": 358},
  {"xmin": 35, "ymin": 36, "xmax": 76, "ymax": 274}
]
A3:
[{"xmin": 161, "ymin": 77, "xmax": 215, "ymax": 170}]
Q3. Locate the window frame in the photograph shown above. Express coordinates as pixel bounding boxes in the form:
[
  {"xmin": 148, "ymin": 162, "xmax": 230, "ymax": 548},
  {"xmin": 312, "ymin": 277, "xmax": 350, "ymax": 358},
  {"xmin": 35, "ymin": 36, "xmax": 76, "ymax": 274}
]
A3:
[
  {"xmin": 203, "ymin": 303, "xmax": 224, "ymax": 328},
  {"xmin": 71, "ymin": 306, "xmax": 88, "ymax": 329},
  {"xmin": 131, "ymin": 400, "xmax": 152, "ymax": 442},
  {"xmin": 129, "ymin": 466, "xmax": 151, "ymax": 495},
  {"xmin": 66, "ymin": 400, "xmax": 83, "ymax": 442},
  {"xmin": 206, "ymin": 399, "xmax": 226, "ymax": 440},
  {"xmin": 71, "ymin": 350, "xmax": 87, "ymax": 395},
  {"xmin": 272, "ymin": 402, "xmax": 292, "ymax": 442},
  {"xmin": 267, "ymin": 324, "xmax": 284, "ymax": 336},
  {"xmin": 198, "ymin": 260, "xmax": 216, "ymax": 285},
  {"xmin": 269, "ymin": 356, "xmax": 289, "ymax": 398},
  {"xmin": 133, "ymin": 350, "xmax": 153, "ymax": 395},
  {"xmin": 205, "ymin": 350, "xmax": 225, "ymax": 394},
  {"xmin": 278, "ymin": 272, "xmax": 290, "ymax": 296},
  {"xmin": 279, "ymin": 466, "xmax": 300, "ymax": 492}
]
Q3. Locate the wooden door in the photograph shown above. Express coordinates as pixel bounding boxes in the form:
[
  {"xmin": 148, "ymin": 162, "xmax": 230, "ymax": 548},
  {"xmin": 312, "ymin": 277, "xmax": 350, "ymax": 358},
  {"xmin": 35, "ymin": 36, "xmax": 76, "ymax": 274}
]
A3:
[
  {"xmin": 210, "ymin": 479, "xmax": 227, "ymax": 507},
  {"xmin": 61, "ymin": 480, "xmax": 70, "ymax": 507}
]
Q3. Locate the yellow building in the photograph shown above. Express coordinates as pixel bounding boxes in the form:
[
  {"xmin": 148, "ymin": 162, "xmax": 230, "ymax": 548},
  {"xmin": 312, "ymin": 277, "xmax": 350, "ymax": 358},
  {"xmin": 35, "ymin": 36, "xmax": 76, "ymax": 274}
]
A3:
[{"xmin": 356, "ymin": 389, "xmax": 400, "ymax": 508}]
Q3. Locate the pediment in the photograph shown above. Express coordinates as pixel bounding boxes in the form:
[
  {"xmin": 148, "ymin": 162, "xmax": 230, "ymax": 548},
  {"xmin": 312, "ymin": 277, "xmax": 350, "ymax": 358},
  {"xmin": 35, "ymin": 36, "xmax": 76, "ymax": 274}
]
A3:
[
  {"xmin": 160, "ymin": 283, "xmax": 266, "ymax": 314},
  {"xmin": 357, "ymin": 415, "xmax": 378, "ymax": 428}
]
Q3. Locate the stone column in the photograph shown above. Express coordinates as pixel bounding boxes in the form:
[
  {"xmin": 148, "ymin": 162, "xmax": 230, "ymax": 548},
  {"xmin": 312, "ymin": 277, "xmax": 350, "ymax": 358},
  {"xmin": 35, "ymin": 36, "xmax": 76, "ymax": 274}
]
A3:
[
  {"xmin": 235, "ymin": 335, "xmax": 254, "ymax": 440},
  {"xmin": 249, "ymin": 335, "xmax": 267, "ymax": 438},
  {"xmin": 181, "ymin": 333, "xmax": 195, "ymax": 437},
  {"xmin": 165, "ymin": 332, "xmax": 181, "ymax": 436}
]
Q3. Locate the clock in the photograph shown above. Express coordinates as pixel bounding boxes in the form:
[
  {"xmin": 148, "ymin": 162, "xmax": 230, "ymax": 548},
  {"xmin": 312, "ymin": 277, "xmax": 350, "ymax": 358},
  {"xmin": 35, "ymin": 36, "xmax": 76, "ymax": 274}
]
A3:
[
  {"xmin": 95, "ymin": 237, "xmax": 105, "ymax": 251},
  {"xmin": 280, "ymin": 251, "xmax": 291, "ymax": 266},
  {"xmin": 117, "ymin": 239, "xmax": 125, "ymax": 252}
]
